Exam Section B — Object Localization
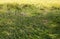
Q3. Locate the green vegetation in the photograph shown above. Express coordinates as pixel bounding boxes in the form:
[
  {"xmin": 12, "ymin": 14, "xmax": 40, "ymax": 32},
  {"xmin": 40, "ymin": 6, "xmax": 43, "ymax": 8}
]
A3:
[{"xmin": 0, "ymin": 4, "xmax": 60, "ymax": 39}]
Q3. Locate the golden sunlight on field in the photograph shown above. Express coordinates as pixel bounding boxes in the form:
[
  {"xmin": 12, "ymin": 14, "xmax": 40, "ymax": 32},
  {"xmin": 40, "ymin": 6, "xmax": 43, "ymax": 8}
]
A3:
[{"xmin": 0, "ymin": 0, "xmax": 60, "ymax": 7}]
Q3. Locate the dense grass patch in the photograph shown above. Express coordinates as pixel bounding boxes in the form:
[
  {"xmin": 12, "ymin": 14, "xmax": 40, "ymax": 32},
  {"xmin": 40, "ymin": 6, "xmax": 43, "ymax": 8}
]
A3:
[{"xmin": 0, "ymin": 4, "xmax": 60, "ymax": 39}]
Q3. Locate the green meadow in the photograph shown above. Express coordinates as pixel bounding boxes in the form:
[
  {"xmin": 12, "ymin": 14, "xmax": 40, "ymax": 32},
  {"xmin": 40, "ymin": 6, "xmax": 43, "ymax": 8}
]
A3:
[{"xmin": 0, "ymin": 3, "xmax": 60, "ymax": 39}]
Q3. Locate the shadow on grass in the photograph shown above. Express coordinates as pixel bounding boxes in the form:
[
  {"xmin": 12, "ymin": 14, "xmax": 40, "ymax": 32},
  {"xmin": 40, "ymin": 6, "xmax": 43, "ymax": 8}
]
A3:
[{"xmin": 0, "ymin": 4, "xmax": 60, "ymax": 39}]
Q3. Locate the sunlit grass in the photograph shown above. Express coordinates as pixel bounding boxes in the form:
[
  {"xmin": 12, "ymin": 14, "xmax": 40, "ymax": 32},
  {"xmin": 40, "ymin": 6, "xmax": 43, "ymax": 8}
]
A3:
[{"xmin": 0, "ymin": 0, "xmax": 60, "ymax": 7}]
